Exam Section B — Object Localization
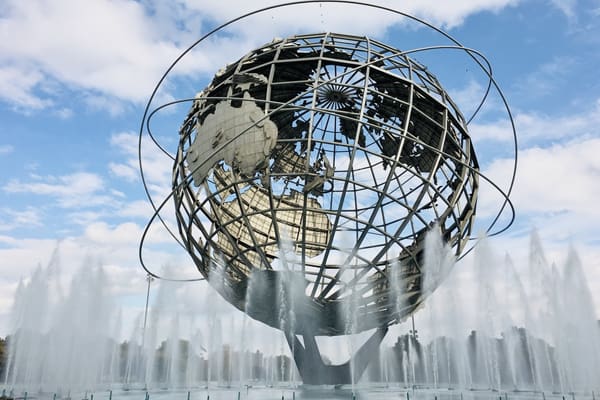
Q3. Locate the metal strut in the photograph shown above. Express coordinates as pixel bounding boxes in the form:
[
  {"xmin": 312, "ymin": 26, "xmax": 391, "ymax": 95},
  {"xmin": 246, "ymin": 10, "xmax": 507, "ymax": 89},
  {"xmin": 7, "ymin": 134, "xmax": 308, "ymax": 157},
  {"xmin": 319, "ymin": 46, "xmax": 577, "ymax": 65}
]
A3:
[{"xmin": 284, "ymin": 326, "xmax": 389, "ymax": 384}]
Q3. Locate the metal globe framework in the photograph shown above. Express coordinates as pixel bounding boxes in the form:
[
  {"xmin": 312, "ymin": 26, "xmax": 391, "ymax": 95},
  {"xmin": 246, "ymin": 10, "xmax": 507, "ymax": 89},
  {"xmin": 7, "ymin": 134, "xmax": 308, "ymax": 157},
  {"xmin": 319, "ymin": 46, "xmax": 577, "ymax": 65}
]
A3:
[{"xmin": 173, "ymin": 32, "xmax": 478, "ymax": 335}]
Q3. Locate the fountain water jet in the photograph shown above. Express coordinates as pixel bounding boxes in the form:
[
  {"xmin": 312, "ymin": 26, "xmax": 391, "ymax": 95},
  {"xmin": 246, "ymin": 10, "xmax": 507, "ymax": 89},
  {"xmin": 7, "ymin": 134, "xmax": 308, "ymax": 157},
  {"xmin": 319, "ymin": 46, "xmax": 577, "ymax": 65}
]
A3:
[{"xmin": 3, "ymin": 231, "xmax": 599, "ymax": 395}]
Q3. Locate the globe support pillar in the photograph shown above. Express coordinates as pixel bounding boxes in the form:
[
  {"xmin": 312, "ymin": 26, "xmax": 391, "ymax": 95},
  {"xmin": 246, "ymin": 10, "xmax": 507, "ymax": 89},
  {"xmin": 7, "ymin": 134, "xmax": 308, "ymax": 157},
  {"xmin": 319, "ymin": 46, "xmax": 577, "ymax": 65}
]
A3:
[{"xmin": 285, "ymin": 327, "xmax": 389, "ymax": 385}]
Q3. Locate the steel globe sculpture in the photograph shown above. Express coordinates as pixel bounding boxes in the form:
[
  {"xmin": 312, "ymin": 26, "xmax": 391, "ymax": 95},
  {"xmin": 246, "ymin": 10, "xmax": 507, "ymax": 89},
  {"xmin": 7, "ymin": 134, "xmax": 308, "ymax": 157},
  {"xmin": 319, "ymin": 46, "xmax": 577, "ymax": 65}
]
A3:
[
  {"xmin": 174, "ymin": 32, "xmax": 477, "ymax": 327},
  {"xmin": 140, "ymin": 4, "xmax": 516, "ymax": 386}
]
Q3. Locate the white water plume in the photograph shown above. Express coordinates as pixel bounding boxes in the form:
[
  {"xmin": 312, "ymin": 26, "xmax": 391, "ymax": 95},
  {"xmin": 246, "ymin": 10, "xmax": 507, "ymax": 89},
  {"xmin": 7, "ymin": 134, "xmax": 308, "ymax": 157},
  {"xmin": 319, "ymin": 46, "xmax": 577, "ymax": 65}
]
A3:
[{"xmin": 3, "ymin": 230, "xmax": 599, "ymax": 393}]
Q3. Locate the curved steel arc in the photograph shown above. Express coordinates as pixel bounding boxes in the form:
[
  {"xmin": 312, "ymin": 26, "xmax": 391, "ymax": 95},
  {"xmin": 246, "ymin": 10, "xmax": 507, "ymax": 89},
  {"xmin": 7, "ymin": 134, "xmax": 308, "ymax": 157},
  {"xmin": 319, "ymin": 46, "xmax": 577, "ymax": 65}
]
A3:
[{"xmin": 139, "ymin": 1, "xmax": 518, "ymax": 281}]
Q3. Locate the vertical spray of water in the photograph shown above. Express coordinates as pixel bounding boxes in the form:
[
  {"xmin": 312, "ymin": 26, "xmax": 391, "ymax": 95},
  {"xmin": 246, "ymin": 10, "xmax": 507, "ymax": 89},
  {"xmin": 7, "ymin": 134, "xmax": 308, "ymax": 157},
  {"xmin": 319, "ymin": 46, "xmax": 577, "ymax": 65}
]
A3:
[
  {"xmin": 425, "ymin": 296, "xmax": 439, "ymax": 388},
  {"xmin": 9, "ymin": 266, "xmax": 50, "ymax": 390},
  {"xmin": 4, "ymin": 231, "xmax": 599, "ymax": 392},
  {"xmin": 473, "ymin": 236, "xmax": 502, "ymax": 390},
  {"xmin": 189, "ymin": 329, "xmax": 204, "ymax": 388},
  {"xmin": 240, "ymin": 274, "xmax": 256, "ymax": 382},
  {"xmin": 408, "ymin": 334, "xmax": 418, "ymax": 386},
  {"xmin": 4, "ymin": 279, "xmax": 24, "ymax": 388},
  {"xmin": 238, "ymin": 310, "xmax": 248, "ymax": 384},
  {"xmin": 4, "ymin": 254, "xmax": 118, "ymax": 392},
  {"xmin": 557, "ymin": 247, "xmax": 600, "ymax": 390},
  {"xmin": 503, "ymin": 255, "xmax": 537, "ymax": 390},
  {"xmin": 227, "ymin": 317, "xmax": 234, "ymax": 385},
  {"xmin": 343, "ymin": 253, "xmax": 360, "ymax": 391},
  {"xmin": 400, "ymin": 345, "xmax": 408, "ymax": 386},
  {"xmin": 422, "ymin": 226, "xmax": 456, "ymax": 388},
  {"xmin": 108, "ymin": 309, "xmax": 123, "ymax": 386},
  {"xmin": 3, "ymin": 279, "xmax": 23, "ymax": 387},
  {"xmin": 492, "ymin": 253, "xmax": 530, "ymax": 391},
  {"xmin": 527, "ymin": 231, "xmax": 559, "ymax": 390},
  {"xmin": 388, "ymin": 257, "xmax": 405, "ymax": 386},
  {"xmin": 275, "ymin": 231, "xmax": 299, "ymax": 385},
  {"xmin": 165, "ymin": 314, "xmax": 181, "ymax": 388},
  {"xmin": 211, "ymin": 318, "xmax": 223, "ymax": 386},
  {"xmin": 124, "ymin": 313, "xmax": 143, "ymax": 387},
  {"xmin": 443, "ymin": 269, "xmax": 472, "ymax": 389},
  {"xmin": 206, "ymin": 254, "xmax": 226, "ymax": 387}
]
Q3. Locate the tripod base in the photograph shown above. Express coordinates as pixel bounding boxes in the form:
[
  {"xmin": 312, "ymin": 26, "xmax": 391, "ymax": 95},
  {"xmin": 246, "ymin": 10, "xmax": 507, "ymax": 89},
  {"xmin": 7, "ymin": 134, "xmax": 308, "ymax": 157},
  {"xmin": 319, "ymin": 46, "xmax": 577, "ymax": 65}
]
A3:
[{"xmin": 285, "ymin": 327, "xmax": 388, "ymax": 385}]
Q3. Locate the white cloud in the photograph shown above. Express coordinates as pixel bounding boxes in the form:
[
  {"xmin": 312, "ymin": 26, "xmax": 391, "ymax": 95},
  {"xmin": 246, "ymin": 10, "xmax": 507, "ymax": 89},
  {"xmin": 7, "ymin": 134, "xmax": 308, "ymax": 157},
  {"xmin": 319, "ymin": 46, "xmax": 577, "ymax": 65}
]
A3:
[
  {"xmin": 4, "ymin": 171, "xmax": 101, "ymax": 194},
  {"xmin": 447, "ymin": 79, "xmax": 501, "ymax": 122},
  {"xmin": 478, "ymin": 137, "xmax": 600, "ymax": 245},
  {"xmin": 0, "ymin": 65, "xmax": 52, "ymax": 111},
  {"xmin": 181, "ymin": 0, "xmax": 520, "ymax": 32},
  {"xmin": 117, "ymin": 199, "xmax": 155, "ymax": 219},
  {"xmin": 0, "ymin": 0, "xmax": 189, "ymax": 110},
  {"xmin": 0, "ymin": 0, "xmax": 522, "ymax": 111},
  {"xmin": 0, "ymin": 144, "xmax": 15, "ymax": 155},
  {"xmin": 83, "ymin": 221, "xmax": 182, "ymax": 254},
  {"xmin": 84, "ymin": 221, "xmax": 146, "ymax": 245},
  {"xmin": 54, "ymin": 107, "xmax": 73, "ymax": 119},
  {"xmin": 108, "ymin": 161, "xmax": 139, "ymax": 182},
  {"xmin": 3, "ymin": 172, "xmax": 111, "ymax": 207},
  {"xmin": 513, "ymin": 56, "xmax": 578, "ymax": 100},
  {"xmin": 468, "ymin": 96, "xmax": 600, "ymax": 253},
  {"xmin": 109, "ymin": 132, "xmax": 174, "ymax": 198},
  {"xmin": 549, "ymin": 0, "xmax": 578, "ymax": 20},
  {"xmin": 65, "ymin": 210, "xmax": 105, "ymax": 227},
  {"xmin": 84, "ymin": 94, "xmax": 128, "ymax": 117},
  {"xmin": 471, "ymin": 98, "xmax": 600, "ymax": 144},
  {"xmin": 0, "ymin": 207, "xmax": 43, "ymax": 232}
]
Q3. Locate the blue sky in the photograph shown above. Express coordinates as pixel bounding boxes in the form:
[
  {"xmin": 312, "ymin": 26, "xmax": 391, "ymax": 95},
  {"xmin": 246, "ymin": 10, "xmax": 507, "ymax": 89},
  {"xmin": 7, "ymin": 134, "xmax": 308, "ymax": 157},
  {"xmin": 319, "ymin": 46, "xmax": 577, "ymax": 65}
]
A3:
[{"xmin": 1, "ymin": 0, "xmax": 599, "ymax": 341}]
